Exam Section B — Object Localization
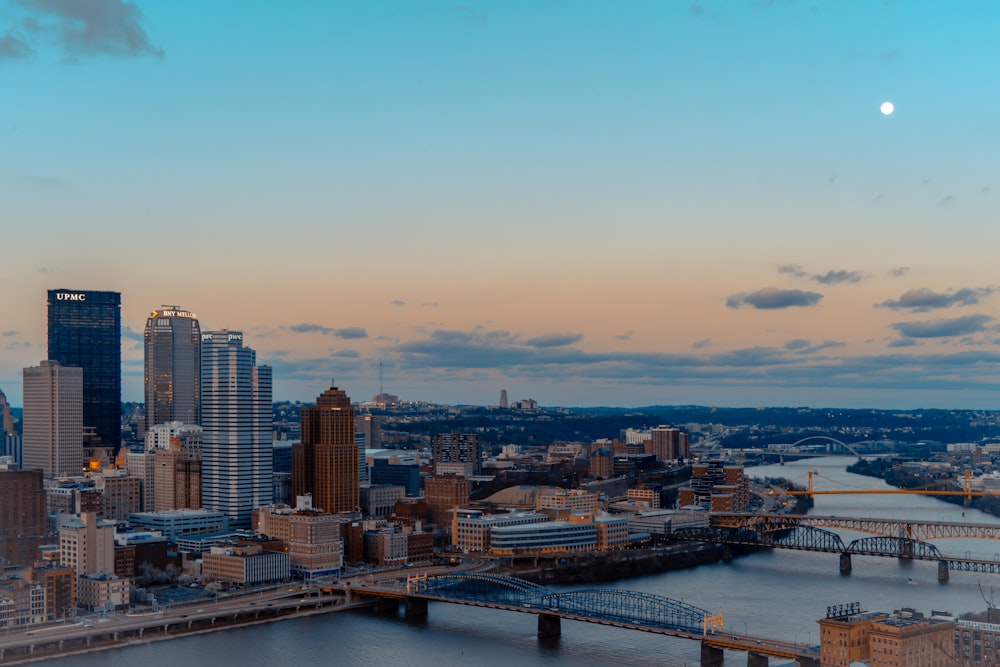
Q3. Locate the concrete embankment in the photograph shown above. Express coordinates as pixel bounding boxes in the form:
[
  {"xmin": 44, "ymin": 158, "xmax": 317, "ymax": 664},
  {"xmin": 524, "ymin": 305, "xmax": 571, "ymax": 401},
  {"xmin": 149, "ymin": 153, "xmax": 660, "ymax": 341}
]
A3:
[
  {"xmin": 0, "ymin": 595, "xmax": 370, "ymax": 666},
  {"xmin": 503, "ymin": 543, "xmax": 742, "ymax": 585}
]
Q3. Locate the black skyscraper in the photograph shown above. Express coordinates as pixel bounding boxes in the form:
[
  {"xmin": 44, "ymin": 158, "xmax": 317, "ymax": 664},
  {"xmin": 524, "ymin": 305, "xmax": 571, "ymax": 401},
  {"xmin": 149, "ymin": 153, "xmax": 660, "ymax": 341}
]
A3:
[{"xmin": 47, "ymin": 289, "xmax": 122, "ymax": 451}]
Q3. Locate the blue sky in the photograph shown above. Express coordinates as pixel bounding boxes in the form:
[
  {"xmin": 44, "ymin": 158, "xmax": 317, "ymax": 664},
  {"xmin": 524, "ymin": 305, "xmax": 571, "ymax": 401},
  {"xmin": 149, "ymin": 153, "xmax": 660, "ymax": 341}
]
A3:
[{"xmin": 2, "ymin": 1, "xmax": 1000, "ymax": 409}]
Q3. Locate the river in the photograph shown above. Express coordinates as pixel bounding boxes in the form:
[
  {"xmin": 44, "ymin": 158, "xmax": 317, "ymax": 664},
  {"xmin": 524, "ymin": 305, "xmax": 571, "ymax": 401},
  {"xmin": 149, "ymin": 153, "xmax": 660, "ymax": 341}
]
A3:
[{"xmin": 48, "ymin": 457, "xmax": 1000, "ymax": 666}]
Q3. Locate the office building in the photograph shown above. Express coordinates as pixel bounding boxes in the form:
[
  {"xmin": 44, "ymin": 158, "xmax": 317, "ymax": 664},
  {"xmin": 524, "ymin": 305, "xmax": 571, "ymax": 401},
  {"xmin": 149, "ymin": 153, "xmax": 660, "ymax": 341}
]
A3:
[
  {"xmin": 0, "ymin": 469, "xmax": 47, "ymax": 566},
  {"xmin": 296, "ymin": 383, "xmax": 357, "ymax": 514},
  {"xmin": 59, "ymin": 512, "xmax": 116, "ymax": 575},
  {"xmin": 46, "ymin": 289, "xmax": 121, "ymax": 450},
  {"xmin": 254, "ymin": 496, "xmax": 343, "ymax": 579},
  {"xmin": 154, "ymin": 431, "xmax": 202, "ymax": 511},
  {"xmin": 144, "ymin": 306, "xmax": 201, "ymax": 429},
  {"xmin": 424, "ymin": 474, "xmax": 470, "ymax": 525},
  {"xmin": 201, "ymin": 331, "xmax": 272, "ymax": 528},
  {"xmin": 432, "ymin": 431, "xmax": 480, "ymax": 477},
  {"xmin": 649, "ymin": 425, "xmax": 690, "ymax": 462},
  {"xmin": 0, "ymin": 387, "xmax": 14, "ymax": 436},
  {"xmin": 22, "ymin": 361, "xmax": 83, "ymax": 477}
]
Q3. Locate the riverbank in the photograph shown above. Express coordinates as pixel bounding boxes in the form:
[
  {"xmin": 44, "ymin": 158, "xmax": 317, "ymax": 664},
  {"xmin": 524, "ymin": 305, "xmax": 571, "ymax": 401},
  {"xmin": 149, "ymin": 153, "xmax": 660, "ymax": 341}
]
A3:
[{"xmin": 0, "ymin": 594, "xmax": 368, "ymax": 666}]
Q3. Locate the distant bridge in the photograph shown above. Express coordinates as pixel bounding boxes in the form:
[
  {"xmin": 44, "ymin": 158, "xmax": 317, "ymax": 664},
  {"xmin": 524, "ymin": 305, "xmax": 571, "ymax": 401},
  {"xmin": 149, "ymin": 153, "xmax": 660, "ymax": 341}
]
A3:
[
  {"xmin": 345, "ymin": 573, "xmax": 818, "ymax": 667},
  {"xmin": 671, "ymin": 513, "xmax": 1000, "ymax": 579}
]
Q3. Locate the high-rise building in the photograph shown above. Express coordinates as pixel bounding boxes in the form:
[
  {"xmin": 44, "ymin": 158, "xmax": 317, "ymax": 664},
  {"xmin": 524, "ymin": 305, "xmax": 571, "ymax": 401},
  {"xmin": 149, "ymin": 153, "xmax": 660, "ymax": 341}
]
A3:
[
  {"xmin": 0, "ymin": 469, "xmax": 47, "ymax": 566},
  {"xmin": 0, "ymin": 387, "xmax": 15, "ymax": 436},
  {"xmin": 297, "ymin": 383, "xmax": 357, "ymax": 514},
  {"xmin": 432, "ymin": 431, "xmax": 480, "ymax": 477},
  {"xmin": 144, "ymin": 306, "xmax": 201, "ymax": 429},
  {"xmin": 200, "ymin": 331, "xmax": 272, "ymax": 528},
  {"xmin": 154, "ymin": 429, "xmax": 202, "ymax": 512},
  {"xmin": 22, "ymin": 361, "xmax": 83, "ymax": 477},
  {"xmin": 46, "ymin": 289, "xmax": 121, "ymax": 451}
]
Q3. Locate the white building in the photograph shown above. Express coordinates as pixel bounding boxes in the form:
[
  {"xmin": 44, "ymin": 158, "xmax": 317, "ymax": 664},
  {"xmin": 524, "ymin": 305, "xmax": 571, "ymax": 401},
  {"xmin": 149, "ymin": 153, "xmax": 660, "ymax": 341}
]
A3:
[
  {"xmin": 201, "ymin": 331, "xmax": 272, "ymax": 529},
  {"xmin": 22, "ymin": 361, "xmax": 83, "ymax": 477}
]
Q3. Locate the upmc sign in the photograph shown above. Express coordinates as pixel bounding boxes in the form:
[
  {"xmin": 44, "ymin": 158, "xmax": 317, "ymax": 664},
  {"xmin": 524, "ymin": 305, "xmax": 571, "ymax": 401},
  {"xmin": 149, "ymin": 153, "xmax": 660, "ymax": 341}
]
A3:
[{"xmin": 56, "ymin": 292, "xmax": 87, "ymax": 301}]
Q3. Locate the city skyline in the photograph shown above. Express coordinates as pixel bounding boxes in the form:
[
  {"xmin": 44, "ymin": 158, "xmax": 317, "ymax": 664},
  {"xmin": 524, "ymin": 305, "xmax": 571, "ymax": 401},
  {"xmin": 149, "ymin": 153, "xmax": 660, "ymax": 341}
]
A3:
[{"xmin": 3, "ymin": 2, "xmax": 1000, "ymax": 410}]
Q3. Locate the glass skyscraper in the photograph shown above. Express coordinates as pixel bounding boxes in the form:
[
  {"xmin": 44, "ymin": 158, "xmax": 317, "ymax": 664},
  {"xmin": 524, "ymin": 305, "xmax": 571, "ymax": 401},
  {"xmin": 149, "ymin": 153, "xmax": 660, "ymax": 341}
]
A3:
[
  {"xmin": 46, "ymin": 289, "xmax": 121, "ymax": 451},
  {"xmin": 144, "ymin": 306, "xmax": 201, "ymax": 430},
  {"xmin": 200, "ymin": 330, "xmax": 272, "ymax": 528}
]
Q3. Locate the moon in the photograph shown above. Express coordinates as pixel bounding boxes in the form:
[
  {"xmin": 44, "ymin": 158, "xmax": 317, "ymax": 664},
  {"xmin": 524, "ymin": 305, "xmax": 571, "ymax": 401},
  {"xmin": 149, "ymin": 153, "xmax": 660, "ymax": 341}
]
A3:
[{"xmin": 880, "ymin": 101, "xmax": 894, "ymax": 116}]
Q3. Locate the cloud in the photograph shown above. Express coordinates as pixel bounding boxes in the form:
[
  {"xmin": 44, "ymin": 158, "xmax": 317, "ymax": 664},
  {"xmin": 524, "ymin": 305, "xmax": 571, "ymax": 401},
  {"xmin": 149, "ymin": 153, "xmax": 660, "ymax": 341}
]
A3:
[
  {"xmin": 289, "ymin": 323, "xmax": 368, "ymax": 339},
  {"xmin": 391, "ymin": 299, "xmax": 406, "ymax": 307},
  {"xmin": 691, "ymin": 339, "xmax": 711, "ymax": 349},
  {"xmin": 784, "ymin": 339, "xmax": 845, "ymax": 354},
  {"xmin": 0, "ymin": 27, "xmax": 34, "ymax": 61},
  {"xmin": 330, "ymin": 349, "xmax": 360, "ymax": 359},
  {"xmin": 1, "ymin": 331, "xmax": 19, "ymax": 337},
  {"xmin": 6, "ymin": 341, "xmax": 31, "ymax": 350},
  {"xmin": 878, "ymin": 287, "xmax": 995, "ymax": 312},
  {"xmin": 14, "ymin": 0, "xmax": 164, "ymax": 60},
  {"xmin": 938, "ymin": 195, "xmax": 956, "ymax": 206},
  {"xmin": 778, "ymin": 264, "xmax": 863, "ymax": 285},
  {"xmin": 333, "ymin": 327, "xmax": 368, "ymax": 340},
  {"xmin": 616, "ymin": 331, "xmax": 634, "ymax": 341},
  {"xmin": 888, "ymin": 338, "xmax": 920, "ymax": 348},
  {"xmin": 777, "ymin": 264, "xmax": 807, "ymax": 278},
  {"xmin": 813, "ymin": 270, "xmax": 863, "ymax": 285},
  {"xmin": 525, "ymin": 333, "xmax": 584, "ymax": 348},
  {"xmin": 726, "ymin": 287, "xmax": 823, "ymax": 309},
  {"xmin": 889, "ymin": 267, "xmax": 910, "ymax": 277},
  {"xmin": 890, "ymin": 315, "xmax": 993, "ymax": 339},
  {"xmin": 422, "ymin": 302, "xmax": 439, "ymax": 308},
  {"xmin": 122, "ymin": 325, "xmax": 143, "ymax": 342}
]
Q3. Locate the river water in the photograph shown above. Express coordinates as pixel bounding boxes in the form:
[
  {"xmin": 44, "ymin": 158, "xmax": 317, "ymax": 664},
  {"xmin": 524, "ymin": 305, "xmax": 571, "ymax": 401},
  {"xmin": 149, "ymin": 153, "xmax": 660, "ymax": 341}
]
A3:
[{"xmin": 49, "ymin": 457, "xmax": 1000, "ymax": 666}]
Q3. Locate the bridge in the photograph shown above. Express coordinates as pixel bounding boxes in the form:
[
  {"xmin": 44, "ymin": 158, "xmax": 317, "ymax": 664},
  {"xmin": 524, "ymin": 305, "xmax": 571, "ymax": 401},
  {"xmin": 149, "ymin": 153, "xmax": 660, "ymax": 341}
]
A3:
[
  {"xmin": 668, "ymin": 512, "xmax": 1000, "ymax": 580},
  {"xmin": 343, "ymin": 572, "xmax": 819, "ymax": 667}
]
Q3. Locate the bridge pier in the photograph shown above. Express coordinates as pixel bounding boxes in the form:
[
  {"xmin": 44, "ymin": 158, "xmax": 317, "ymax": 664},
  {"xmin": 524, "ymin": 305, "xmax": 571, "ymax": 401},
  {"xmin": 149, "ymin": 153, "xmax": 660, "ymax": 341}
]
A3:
[
  {"xmin": 839, "ymin": 552, "xmax": 852, "ymax": 574},
  {"xmin": 747, "ymin": 651, "xmax": 768, "ymax": 667},
  {"xmin": 537, "ymin": 613, "xmax": 561, "ymax": 638},
  {"xmin": 700, "ymin": 641, "xmax": 724, "ymax": 667},
  {"xmin": 404, "ymin": 597, "xmax": 428, "ymax": 618},
  {"xmin": 938, "ymin": 561, "xmax": 950, "ymax": 582},
  {"xmin": 373, "ymin": 598, "xmax": 398, "ymax": 615},
  {"xmin": 795, "ymin": 657, "xmax": 819, "ymax": 667}
]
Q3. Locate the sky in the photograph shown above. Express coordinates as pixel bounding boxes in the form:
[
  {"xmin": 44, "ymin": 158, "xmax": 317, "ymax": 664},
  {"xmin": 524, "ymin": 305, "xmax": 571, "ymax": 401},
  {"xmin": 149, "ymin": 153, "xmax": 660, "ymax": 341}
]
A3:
[{"xmin": 2, "ymin": 0, "xmax": 1000, "ymax": 410}]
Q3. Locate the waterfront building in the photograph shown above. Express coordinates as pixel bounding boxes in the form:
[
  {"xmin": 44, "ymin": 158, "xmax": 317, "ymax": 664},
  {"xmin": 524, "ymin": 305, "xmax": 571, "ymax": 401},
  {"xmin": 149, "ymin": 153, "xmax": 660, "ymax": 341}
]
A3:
[
  {"xmin": 678, "ymin": 461, "xmax": 751, "ymax": 511},
  {"xmin": 201, "ymin": 331, "xmax": 272, "ymax": 528},
  {"xmin": 535, "ymin": 488, "xmax": 600, "ymax": 514},
  {"xmin": 202, "ymin": 544, "xmax": 290, "ymax": 585},
  {"xmin": 433, "ymin": 431, "xmax": 480, "ymax": 477},
  {"xmin": 254, "ymin": 495, "xmax": 343, "ymax": 579},
  {"xmin": 77, "ymin": 573, "xmax": 130, "ymax": 611},
  {"xmin": 0, "ymin": 469, "xmax": 47, "ymax": 566},
  {"xmin": 0, "ymin": 580, "xmax": 46, "ymax": 628},
  {"xmin": 451, "ymin": 510, "xmax": 548, "ymax": 552},
  {"xmin": 46, "ymin": 289, "xmax": 121, "ymax": 450},
  {"xmin": 26, "ymin": 565, "xmax": 76, "ymax": 620},
  {"xmin": 627, "ymin": 487, "xmax": 660, "ymax": 509},
  {"xmin": 424, "ymin": 474, "xmax": 470, "ymax": 525},
  {"xmin": 144, "ymin": 306, "xmax": 201, "ymax": 429},
  {"xmin": 490, "ymin": 517, "xmax": 597, "ymax": 555},
  {"xmin": 818, "ymin": 604, "xmax": 956, "ymax": 667},
  {"xmin": 595, "ymin": 515, "xmax": 630, "ymax": 550},
  {"xmin": 22, "ymin": 361, "xmax": 83, "ymax": 477},
  {"xmin": 296, "ymin": 383, "xmax": 357, "ymax": 514}
]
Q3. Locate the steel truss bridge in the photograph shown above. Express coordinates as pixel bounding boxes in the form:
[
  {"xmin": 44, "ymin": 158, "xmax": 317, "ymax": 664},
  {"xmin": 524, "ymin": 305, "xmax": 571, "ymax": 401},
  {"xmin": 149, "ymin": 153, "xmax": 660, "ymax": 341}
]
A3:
[
  {"xmin": 349, "ymin": 572, "xmax": 818, "ymax": 666},
  {"xmin": 666, "ymin": 513, "xmax": 1000, "ymax": 576}
]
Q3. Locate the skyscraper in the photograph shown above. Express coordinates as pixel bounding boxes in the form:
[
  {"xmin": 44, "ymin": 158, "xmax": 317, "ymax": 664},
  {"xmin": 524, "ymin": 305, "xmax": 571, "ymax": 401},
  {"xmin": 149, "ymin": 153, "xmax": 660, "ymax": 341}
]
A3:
[
  {"xmin": 46, "ymin": 289, "xmax": 121, "ymax": 450},
  {"xmin": 297, "ymin": 382, "xmax": 357, "ymax": 514},
  {"xmin": 200, "ymin": 331, "xmax": 272, "ymax": 528},
  {"xmin": 144, "ymin": 306, "xmax": 201, "ymax": 429},
  {"xmin": 22, "ymin": 361, "xmax": 83, "ymax": 477},
  {"xmin": 0, "ymin": 387, "xmax": 14, "ymax": 436}
]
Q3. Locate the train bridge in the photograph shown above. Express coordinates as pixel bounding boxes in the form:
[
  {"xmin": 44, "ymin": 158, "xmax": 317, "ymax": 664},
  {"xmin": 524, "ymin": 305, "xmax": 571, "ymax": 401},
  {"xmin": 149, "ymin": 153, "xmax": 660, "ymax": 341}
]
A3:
[
  {"xmin": 671, "ymin": 513, "xmax": 1000, "ymax": 580},
  {"xmin": 344, "ymin": 572, "xmax": 819, "ymax": 667}
]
